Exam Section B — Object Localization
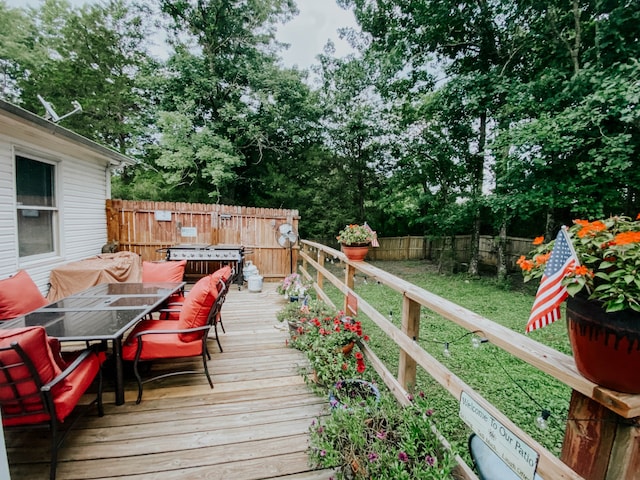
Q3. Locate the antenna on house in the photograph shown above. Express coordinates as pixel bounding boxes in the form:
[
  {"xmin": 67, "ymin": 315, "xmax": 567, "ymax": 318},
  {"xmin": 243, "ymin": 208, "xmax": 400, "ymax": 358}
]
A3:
[{"xmin": 37, "ymin": 94, "xmax": 82, "ymax": 123}]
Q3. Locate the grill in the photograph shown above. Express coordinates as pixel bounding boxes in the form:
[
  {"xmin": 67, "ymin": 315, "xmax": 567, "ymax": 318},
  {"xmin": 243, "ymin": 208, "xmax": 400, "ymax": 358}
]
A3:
[{"xmin": 162, "ymin": 244, "xmax": 245, "ymax": 287}]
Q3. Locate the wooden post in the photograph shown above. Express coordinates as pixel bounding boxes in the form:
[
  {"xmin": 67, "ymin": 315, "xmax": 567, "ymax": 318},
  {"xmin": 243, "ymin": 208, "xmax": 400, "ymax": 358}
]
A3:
[
  {"xmin": 398, "ymin": 295, "xmax": 420, "ymax": 393},
  {"xmin": 343, "ymin": 264, "xmax": 355, "ymax": 313},
  {"xmin": 561, "ymin": 390, "xmax": 617, "ymax": 479},
  {"xmin": 316, "ymin": 249, "xmax": 324, "ymax": 290},
  {"xmin": 606, "ymin": 414, "xmax": 640, "ymax": 480}
]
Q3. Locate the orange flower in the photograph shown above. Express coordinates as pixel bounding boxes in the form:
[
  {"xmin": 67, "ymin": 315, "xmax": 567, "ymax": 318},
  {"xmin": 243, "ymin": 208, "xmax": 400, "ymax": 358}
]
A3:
[
  {"xmin": 533, "ymin": 236, "xmax": 545, "ymax": 245},
  {"xmin": 573, "ymin": 265, "xmax": 593, "ymax": 277},
  {"xmin": 612, "ymin": 231, "xmax": 640, "ymax": 246},
  {"xmin": 574, "ymin": 219, "xmax": 607, "ymax": 238},
  {"xmin": 637, "ymin": 213, "xmax": 640, "ymax": 220},
  {"xmin": 534, "ymin": 252, "xmax": 550, "ymax": 266},
  {"xmin": 516, "ymin": 255, "xmax": 534, "ymax": 272}
]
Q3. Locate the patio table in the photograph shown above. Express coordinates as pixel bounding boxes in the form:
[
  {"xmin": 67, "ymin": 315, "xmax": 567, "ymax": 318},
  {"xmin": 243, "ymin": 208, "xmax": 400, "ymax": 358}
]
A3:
[{"xmin": 0, "ymin": 281, "xmax": 185, "ymax": 405}]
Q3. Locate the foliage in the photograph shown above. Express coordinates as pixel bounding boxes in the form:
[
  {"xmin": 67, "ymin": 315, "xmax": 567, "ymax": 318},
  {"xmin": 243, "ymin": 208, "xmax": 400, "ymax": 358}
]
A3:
[
  {"xmin": 278, "ymin": 298, "xmax": 369, "ymax": 387},
  {"xmin": 321, "ymin": 260, "xmax": 571, "ymax": 463},
  {"xmin": 336, "ymin": 224, "xmax": 376, "ymax": 246},
  {"xmin": 309, "ymin": 391, "xmax": 455, "ymax": 479},
  {"xmin": 275, "ymin": 273, "xmax": 310, "ymax": 298},
  {"xmin": 329, "ymin": 378, "xmax": 380, "ymax": 410},
  {"xmin": 275, "ymin": 297, "xmax": 333, "ymax": 324},
  {"xmin": 517, "ymin": 215, "xmax": 640, "ymax": 313},
  {"xmin": 3, "ymin": 0, "xmax": 156, "ymax": 154}
]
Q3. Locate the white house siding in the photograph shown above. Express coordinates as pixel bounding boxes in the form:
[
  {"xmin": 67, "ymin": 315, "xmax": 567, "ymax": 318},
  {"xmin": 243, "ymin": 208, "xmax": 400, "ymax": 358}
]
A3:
[
  {"xmin": 59, "ymin": 156, "xmax": 109, "ymax": 260},
  {"xmin": 0, "ymin": 104, "xmax": 133, "ymax": 296},
  {"xmin": 0, "ymin": 141, "xmax": 18, "ymax": 279}
]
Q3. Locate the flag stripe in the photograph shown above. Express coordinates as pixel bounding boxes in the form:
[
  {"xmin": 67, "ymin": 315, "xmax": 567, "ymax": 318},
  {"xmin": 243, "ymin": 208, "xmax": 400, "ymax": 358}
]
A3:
[{"xmin": 525, "ymin": 228, "xmax": 579, "ymax": 333}]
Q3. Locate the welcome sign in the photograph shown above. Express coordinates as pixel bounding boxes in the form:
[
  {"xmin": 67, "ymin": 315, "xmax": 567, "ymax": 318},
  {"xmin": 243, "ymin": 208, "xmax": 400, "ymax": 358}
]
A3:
[{"xmin": 459, "ymin": 391, "xmax": 539, "ymax": 480}]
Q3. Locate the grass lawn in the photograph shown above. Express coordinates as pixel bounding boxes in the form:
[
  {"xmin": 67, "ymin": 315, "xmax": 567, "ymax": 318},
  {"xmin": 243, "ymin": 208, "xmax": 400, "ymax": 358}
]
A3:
[{"xmin": 320, "ymin": 259, "xmax": 573, "ymax": 464}]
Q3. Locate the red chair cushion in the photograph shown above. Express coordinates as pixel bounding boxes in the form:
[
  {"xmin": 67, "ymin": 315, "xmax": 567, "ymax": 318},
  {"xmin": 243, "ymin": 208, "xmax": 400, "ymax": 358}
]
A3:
[
  {"xmin": 51, "ymin": 349, "xmax": 102, "ymax": 422},
  {"xmin": 176, "ymin": 275, "xmax": 219, "ymax": 342},
  {"xmin": 122, "ymin": 319, "xmax": 204, "ymax": 360},
  {"xmin": 0, "ymin": 327, "xmax": 71, "ymax": 425},
  {"xmin": 159, "ymin": 266, "xmax": 229, "ymax": 321},
  {"xmin": 0, "ymin": 270, "xmax": 48, "ymax": 320},
  {"xmin": 216, "ymin": 266, "xmax": 232, "ymax": 283},
  {"xmin": 142, "ymin": 260, "xmax": 187, "ymax": 283}
]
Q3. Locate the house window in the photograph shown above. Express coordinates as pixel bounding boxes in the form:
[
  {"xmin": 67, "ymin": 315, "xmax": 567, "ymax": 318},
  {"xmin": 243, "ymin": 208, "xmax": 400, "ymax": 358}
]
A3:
[{"xmin": 15, "ymin": 155, "xmax": 57, "ymax": 257}]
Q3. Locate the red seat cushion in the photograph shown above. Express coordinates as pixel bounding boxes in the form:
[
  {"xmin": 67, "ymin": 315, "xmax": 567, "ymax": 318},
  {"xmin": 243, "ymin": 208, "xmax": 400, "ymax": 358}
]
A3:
[
  {"xmin": 0, "ymin": 270, "xmax": 48, "ymax": 320},
  {"xmin": 122, "ymin": 319, "xmax": 205, "ymax": 360},
  {"xmin": 0, "ymin": 327, "xmax": 75, "ymax": 425},
  {"xmin": 142, "ymin": 260, "xmax": 187, "ymax": 283},
  {"xmin": 159, "ymin": 266, "xmax": 229, "ymax": 321},
  {"xmin": 176, "ymin": 274, "xmax": 219, "ymax": 342}
]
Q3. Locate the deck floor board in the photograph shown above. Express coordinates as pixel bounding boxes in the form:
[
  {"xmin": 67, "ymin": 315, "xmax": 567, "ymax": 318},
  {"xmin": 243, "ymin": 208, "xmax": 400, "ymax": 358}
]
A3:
[{"xmin": 5, "ymin": 283, "xmax": 334, "ymax": 480}]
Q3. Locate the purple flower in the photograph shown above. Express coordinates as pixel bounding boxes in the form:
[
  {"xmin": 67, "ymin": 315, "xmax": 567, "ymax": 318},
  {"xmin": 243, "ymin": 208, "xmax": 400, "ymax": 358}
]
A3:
[
  {"xmin": 425, "ymin": 455, "xmax": 435, "ymax": 466},
  {"xmin": 407, "ymin": 393, "xmax": 414, "ymax": 402},
  {"xmin": 329, "ymin": 399, "xmax": 338, "ymax": 408},
  {"xmin": 368, "ymin": 452, "xmax": 379, "ymax": 462},
  {"xmin": 376, "ymin": 431, "xmax": 387, "ymax": 440},
  {"xmin": 425, "ymin": 409, "xmax": 434, "ymax": 417},
  {"xmin": 398, "ymin": 451, "xmax": 409, "ymax": 462},
  {"xmin": 317, "ymin": 426, "xmax": 324, "ymax": 433},
  {"xmin": 320, "ymin": 450, "xmax": 326, "ymax": 457}
]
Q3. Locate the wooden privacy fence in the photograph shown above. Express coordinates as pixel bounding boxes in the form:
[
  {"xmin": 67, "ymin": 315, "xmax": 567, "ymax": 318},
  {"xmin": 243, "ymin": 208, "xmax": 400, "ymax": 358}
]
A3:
[
  {"xmin": 365, "ymin": 235, "xmax": 534, "ymax": 270},
  {"xmin": 299, "ymin": 238, "xmax": 640, "ymax": 480},
  {"xmin": 106, "ymin": 199, "xmax": 300, "ymax": 280}
]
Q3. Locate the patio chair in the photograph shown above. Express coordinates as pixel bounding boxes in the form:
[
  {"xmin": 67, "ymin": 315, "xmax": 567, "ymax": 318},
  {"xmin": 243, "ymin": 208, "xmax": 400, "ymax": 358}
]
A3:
[
  {"xmin": 142, "ymin": 259, "xmax": 187, "ymax": 283},
  {"xmin": 159, "ymin": 266, "xmax": 233, "ymax": 352},
  {"xmin": 0, "ymin": 270, "xmax": 48, "ymax": 321},
  {"xmin": 141, "ymin": 260, "xmax": 187, "ymax": 318},
  {"xmin": 122, "ymin": 273, "xmax": 225, "ymax": 404},
  {"xmin": 0, "ymin": 326, "xmax": 104, "ymax": 480}
]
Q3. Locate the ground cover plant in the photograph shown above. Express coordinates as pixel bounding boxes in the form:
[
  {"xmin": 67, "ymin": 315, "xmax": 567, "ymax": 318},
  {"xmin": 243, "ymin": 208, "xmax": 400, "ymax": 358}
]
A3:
[
  {"xmin": 278, "ymin": 296, "xmax": 456, "ymax": 478},
  {"xmin": 319, "ymin": 260, "xmax": 572, "ymax": 465}
]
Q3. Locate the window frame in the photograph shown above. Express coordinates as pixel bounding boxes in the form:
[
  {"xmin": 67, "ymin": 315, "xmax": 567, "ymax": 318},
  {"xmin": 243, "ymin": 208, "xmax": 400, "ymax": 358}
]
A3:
[{"xmin": 14, "ymin": 151, "xmax": 61, "ymax": 262}]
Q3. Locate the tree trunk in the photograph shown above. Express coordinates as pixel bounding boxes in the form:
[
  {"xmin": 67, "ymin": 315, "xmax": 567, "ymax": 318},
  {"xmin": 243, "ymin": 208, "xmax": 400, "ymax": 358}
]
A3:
[
  {"xmin": 468, "ymin": 110, "xmax": 487, "ymax": 277},
  {"xmin": 497, "ymin": 221, "xmax": 508, "ymax": 281}
]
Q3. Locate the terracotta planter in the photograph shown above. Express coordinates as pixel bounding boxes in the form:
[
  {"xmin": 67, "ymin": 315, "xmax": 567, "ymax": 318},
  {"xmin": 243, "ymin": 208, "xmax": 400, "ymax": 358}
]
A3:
[
  {"xmin": 341, "ymin": 341, "xmax": 355, "ymax": 356},
  {"xmin": 566, "ymin": 295, "xmax": 640, "ymax": 393},
  {"xmin": 341, "ymin": 243, "xmax": 370, "ymax": 261}
]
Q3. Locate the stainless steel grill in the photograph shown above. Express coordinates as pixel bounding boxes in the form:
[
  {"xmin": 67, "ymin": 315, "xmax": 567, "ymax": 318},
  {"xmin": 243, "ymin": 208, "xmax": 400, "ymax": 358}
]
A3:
[
  {"xmin": 166, "ymin": 244, "xmax": 244, "ymax": 262},
  {"xmin": 162, "ymin": 244, "xmax": 245, "ymax": 287}
]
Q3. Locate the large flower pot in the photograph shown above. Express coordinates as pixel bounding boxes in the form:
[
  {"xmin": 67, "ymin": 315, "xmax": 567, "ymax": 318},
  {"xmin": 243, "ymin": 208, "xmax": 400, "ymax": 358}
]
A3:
[
  {"xmin": 329, "ymin": 379, "xmax": 380, "ymax": 409},
  {"xmin": 566, "ymin": 295, "xmax": 640, "ymax": 393},
  {"xmin": 341, "ymin": 243, "xmax": 370, "ymax": 262}
]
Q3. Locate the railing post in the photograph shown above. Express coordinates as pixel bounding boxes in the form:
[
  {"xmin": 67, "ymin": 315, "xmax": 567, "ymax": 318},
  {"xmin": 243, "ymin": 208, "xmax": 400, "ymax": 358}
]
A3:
[
  {"xmin": 561, "ymin": 391, "xmax": 614, "ymax": 479},
  {"xmin": 398, "ymin": 295, "xmax": 420, "ymax": 393},
  {"xmin": 316, "ymin": 249, "xmax": 324, "ymax": 290},
  {"xmin": 343, "ymin": 263, "xmax": 355, "ymax": 313}
]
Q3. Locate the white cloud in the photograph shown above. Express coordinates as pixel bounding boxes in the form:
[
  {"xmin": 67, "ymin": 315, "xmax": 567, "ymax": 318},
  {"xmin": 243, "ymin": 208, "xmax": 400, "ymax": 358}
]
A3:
[
  {"xmin": 5, "ymin": 0, "xmax": 360, "ymax": 70},
  {"xmin": 276, "ymin": 0, "xmax": 359, "ymax": 70}
]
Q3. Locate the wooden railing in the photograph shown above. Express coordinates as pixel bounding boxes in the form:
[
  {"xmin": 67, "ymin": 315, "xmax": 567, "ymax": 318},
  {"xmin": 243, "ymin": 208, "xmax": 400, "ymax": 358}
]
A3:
[{"xmin": 299, "ymin": 239, "xmax": 640, "ymax": 480}]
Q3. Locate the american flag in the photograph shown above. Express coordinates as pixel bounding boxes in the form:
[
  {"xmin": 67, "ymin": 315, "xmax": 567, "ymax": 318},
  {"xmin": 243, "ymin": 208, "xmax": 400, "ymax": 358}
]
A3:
[
  {"xmin": 525, "ymin": 228, "xmax": 579, "ymax": 333},
  {"xmin": 364, "ymin": 222, "xmax": 380, "ymax": 247}
]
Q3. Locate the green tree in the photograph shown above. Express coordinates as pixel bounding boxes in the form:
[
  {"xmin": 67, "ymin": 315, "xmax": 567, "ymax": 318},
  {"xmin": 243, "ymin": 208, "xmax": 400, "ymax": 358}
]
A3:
[{"xmin": 5, "ymin": 0, "xmax": 156, "ymax": 154}]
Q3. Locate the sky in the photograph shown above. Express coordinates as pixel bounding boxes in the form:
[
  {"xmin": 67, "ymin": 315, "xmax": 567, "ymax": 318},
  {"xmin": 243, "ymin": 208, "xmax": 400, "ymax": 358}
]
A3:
[{"xmin": 6, "ymin": 0, "xmax": 360, "ymax": 71}]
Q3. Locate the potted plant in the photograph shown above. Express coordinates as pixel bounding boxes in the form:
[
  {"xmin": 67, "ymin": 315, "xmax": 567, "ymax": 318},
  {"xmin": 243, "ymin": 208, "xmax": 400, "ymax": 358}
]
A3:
[
  {"xmin": 329, "ymin": 378, "xmax": 380, "ymax": 410},
  {"xmin": 336, "ymin": 224, "xmax": 377, "ymax": 261},
  {"xmin": 517, "ymin": 215, "xmax": 640, "ymax": 392},
  {"xmin": 276, "ymin": 298, "xmax": 335, "ymax": 337},
  {"xmin": 276, "ymin": 272, "xmax": 310, "ymax": 301},
  {"xmin": 298, "ymin": 313, "xmax": 369, "ymax": 387},
  {"xmin": 309, "ymin": 391, "xmax": 455, "ymax": 479},
  {"xmin": 280, "ymin": 298, "xmax": 370, "ymax": 386}
]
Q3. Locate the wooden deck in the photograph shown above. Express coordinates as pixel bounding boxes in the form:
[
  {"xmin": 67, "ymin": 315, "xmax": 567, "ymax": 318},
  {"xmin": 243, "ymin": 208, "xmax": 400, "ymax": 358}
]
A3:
[{"xmin": 6, "ymin": 283, "xmax": 334, "ymax": 480}]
